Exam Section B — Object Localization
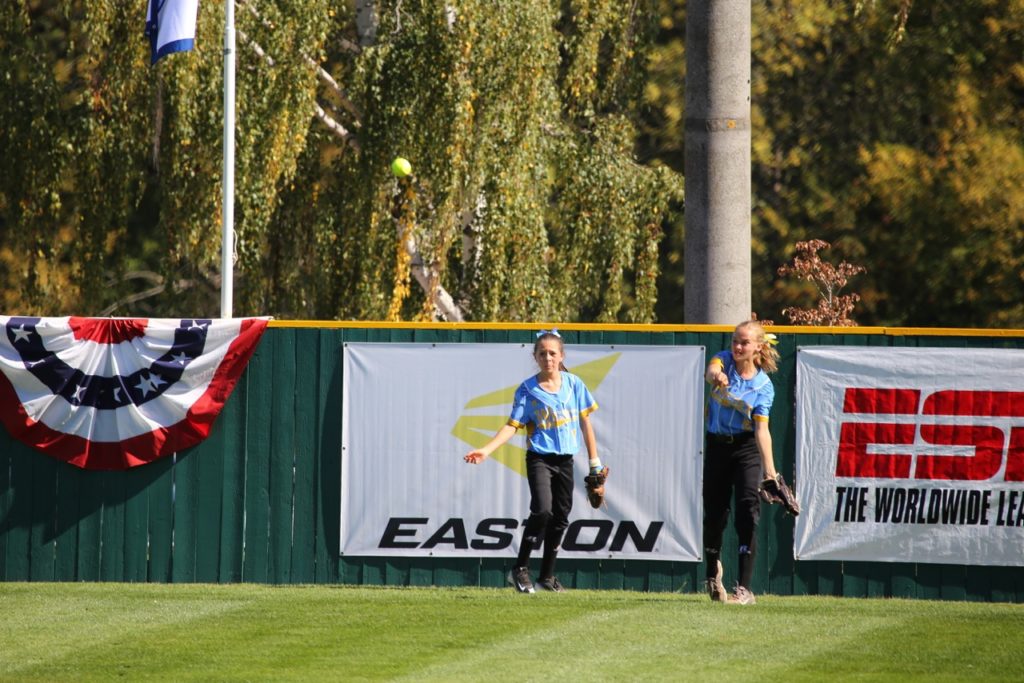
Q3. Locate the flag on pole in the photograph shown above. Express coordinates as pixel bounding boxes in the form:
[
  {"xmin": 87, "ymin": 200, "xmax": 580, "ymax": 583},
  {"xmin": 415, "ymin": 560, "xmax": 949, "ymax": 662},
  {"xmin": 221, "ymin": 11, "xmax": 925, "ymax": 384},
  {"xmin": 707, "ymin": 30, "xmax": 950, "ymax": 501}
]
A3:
[
  {"xmin": 0, "ymin": 316, "xmax": 268, "ymax": 470},
  {"xmin": 145, "ymin": 0, "xmax": 200, "ymax": 64}
]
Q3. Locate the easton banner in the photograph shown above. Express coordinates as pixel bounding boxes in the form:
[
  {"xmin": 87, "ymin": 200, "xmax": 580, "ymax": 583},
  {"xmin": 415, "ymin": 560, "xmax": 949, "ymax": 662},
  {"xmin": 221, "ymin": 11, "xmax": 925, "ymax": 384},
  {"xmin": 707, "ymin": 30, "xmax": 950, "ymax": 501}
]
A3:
[
  {"xmin": 341, "ymin": 343, "xmax": 705, "ymax": 560},
  {"xmin": 0, "ymin": 316, "xmax": 268, "ymax": 470},
  {"xmin": 794, "ymin": 347, "xmax": 1024, "ymax": 566}
]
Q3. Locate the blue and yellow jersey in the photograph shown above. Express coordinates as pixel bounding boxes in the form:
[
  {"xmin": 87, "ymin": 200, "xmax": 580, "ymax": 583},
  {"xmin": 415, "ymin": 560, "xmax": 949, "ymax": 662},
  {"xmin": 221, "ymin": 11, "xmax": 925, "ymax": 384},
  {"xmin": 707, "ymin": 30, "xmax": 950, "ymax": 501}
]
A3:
[
  {"xmin": 507, "ymin": 371, "xmax": 597, "ymax": 456},
  {"xmin": 706, "ymin": 350, "xmax": 774, "ymax": 435}
]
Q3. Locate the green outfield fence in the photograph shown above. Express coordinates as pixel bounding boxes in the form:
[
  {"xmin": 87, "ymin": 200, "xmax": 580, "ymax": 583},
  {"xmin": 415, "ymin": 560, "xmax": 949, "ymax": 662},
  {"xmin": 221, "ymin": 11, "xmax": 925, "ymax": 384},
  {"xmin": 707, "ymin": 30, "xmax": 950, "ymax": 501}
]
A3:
[{"xmin": 2, "ymin": 322, "xmax": 1023, "ymax": 601}]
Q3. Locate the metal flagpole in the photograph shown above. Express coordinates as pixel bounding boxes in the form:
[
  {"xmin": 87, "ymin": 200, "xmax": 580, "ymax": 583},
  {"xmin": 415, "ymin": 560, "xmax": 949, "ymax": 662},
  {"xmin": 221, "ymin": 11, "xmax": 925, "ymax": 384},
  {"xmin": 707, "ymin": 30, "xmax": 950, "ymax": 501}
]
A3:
[{"xmin": 221, "ymin": 0, "xmax": 236, "ymax": 318}]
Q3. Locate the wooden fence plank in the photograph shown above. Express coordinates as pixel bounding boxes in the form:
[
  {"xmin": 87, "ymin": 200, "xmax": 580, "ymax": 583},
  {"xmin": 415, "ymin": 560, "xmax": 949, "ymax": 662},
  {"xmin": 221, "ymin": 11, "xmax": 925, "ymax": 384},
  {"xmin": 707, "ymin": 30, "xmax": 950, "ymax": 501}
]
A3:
[
  {"xmin": 383, "ymin": 328, "xmax": 413, "ymax": 343},
  {"xmin": 53, "ymin": 464, "xmax": 81, "ymax": 580},
  {"xmin": 916, "ymin": 563, "xmax": 943, "ymax": 600},
  {"xmin": 940, "ymin": 564, "xmax": 968, "ymax": 601},
  {"xmin": 482, "ymin": 329, "xmax": 510, "ymax": 345},
  {"xmin": 557, "ymin": 558, "xmax": 596, "ymax": 589},
  {"xmin": 122, "ymin": 468, "xmax": 153, "ymax": 582},
  {"xmin": 646, "ymin": 562, "xmax": 675, "ymax": 592},
  {"xmin": 890, "ymin": 563, "xmax": 917, "ymax": 599},
  {"xmin": 290, "ymin": 328, "xmax": 321, "ymax": 583},
  {"xmin": 414, "ymin": 328, "xmax": 460, "ymax": 345},
  {"xmin": 170, "ymin": 451, "xmax": 200, "ymax": 582},
  {"xmin": 360, "ymin": 557, "xmax": 386, "ymax": 585},
  {"xmin": 986, "ymin": 566, "xmax": 1019, "ymax": 603},
  {"xmin": 28, "ymin": 454, "xmax": 57, "ymax": 581},
  {"xmin": 842, "ymin": 563, "xmax": 869, "ymax": 598},
  {"xmin": 598, "ymin": 559, "xmax": 625, "ymax": 590},
  {"xmin": 242, "ymin": 338, "xmax": 275, "ymax": 583},
  {"xmin": 268, "ymin": 328, "xmax": 297, "ymax": 584},
  {"xmin": 339, "ymin": 556, "xmax": 362, "ymax": 584},
  {"xmin": 385, "ymin": 557, "xmax": 411, "ymax": 585},
  {"xmin": 217, "ymin": 378, "xmax": 248, "ymax": 583},
  {"xmin": 315, "ymin": 329, "xmax": 345, "ymax": 583},
  {"xmin": 433, "ymin": 557, "xmax": 477, "ymax": 587},
  {"xmin": 479, "ymin": 557, "xmax": 507, "ymax": 587},
  {"xmin": 622, "ymin": 559, "xmax": 651, "ymax": 591},
  {"xmin": 769, "ymin": 334, "xmax": 797, "ymax": 597},
  {"xmin": 792, "ymin": 559, "xmax": 817, "ymax": 596},
  {"xmin": 816, "ymin": 560, "xmax": 844, "ymax": 597},
  {"xmin": 194, "ymin": 437, "xmax": 226, "ymax": 583},
  {"xmin": 74, "ymin": 468, "xmax": 103, "ymax": 582},
  {"xmin": 97, "ymin": 471, "xmax": 128, "ymax": 581},
  {"xmin": 672, "ymin": 563, "xmax": 700, "ymax": 594},
  {"xmin": 964, "ymin": 566, "xmax": 993, "ymax": 602},
  {"xmin": 864, "ymin": 564, "xmax": 890, "ymax": 598},
  {"xmin": 765, "ymin": 507, "xmax": 796, "ymax": 596},
  {"xmin": 409, "ymin": 559, "xmax": 432, "ymax": 587},
  {"xmin": 146, "ymin": 458, "xmax": 175, "ymax": 582},
  {"xmin": 0, "ymin": 444, "xmax": 12, "ymax": 581}
]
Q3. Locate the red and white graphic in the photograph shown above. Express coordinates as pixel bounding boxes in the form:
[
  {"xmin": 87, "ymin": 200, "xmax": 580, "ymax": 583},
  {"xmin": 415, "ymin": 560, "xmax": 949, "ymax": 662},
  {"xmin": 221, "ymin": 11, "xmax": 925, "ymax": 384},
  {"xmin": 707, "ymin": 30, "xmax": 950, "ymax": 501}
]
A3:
[
  {"xmin": 0, "ymin": 316, "xmax": 268, "ymax": 470},
  {"xmin": 794, "ymin": 347, "xmax": 1024, "ymax": 567},
  {"xmin": 836, "ymin": 388, "xmax": 1024, "ymax": 481}
]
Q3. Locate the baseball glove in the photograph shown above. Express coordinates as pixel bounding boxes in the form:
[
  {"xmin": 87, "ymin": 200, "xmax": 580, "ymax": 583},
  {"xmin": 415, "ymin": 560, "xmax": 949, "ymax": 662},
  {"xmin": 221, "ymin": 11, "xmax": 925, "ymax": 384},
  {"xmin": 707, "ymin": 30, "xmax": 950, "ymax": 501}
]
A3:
[
  {"xmin": 760, "ymin": 474, "xmax": 800, "ymax": 516},
  {"xmin": 584, "ymin": 466, "xmax": 609, "ymax": 509}
]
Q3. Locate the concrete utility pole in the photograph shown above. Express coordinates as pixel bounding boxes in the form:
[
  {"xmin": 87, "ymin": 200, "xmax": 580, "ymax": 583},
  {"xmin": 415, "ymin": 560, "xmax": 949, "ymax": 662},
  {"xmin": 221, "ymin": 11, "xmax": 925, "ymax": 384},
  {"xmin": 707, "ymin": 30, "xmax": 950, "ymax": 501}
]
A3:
[
  {"xmin": 684, "ymin": 0, "xmax": 752, "ymax": 325},
  {"xmin": 355, "ymin": 0, "xmax": 378, "ymax": 46}
]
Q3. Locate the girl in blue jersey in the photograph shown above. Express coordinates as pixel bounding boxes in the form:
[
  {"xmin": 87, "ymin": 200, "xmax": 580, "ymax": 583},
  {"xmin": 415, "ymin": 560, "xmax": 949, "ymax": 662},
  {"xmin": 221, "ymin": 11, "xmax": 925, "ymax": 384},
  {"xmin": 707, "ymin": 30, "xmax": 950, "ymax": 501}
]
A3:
[
  {"xmin": 703, "ymin": 320, "xmax": 780, "ymax": 605},
  {"xmin": 464, "ymin": 329, "xmax": 601, "ymax": 594}
]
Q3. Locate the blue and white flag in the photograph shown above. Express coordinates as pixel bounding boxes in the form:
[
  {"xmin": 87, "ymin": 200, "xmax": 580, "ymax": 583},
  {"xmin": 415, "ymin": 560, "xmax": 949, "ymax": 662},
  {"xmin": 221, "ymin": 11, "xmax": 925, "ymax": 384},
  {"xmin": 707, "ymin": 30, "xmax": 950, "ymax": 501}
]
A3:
[{"xmin": 145, "ymin": 0, "xmax": 200, "ymax": 64}]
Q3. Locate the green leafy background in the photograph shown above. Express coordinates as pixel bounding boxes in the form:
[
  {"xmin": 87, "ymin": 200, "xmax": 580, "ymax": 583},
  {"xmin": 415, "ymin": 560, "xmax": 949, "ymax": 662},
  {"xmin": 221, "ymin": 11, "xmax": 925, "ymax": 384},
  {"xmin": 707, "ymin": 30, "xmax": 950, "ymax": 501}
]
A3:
[{"xmin": 1, "ymin": 1, "xmax": 1021, "ymax": 326}]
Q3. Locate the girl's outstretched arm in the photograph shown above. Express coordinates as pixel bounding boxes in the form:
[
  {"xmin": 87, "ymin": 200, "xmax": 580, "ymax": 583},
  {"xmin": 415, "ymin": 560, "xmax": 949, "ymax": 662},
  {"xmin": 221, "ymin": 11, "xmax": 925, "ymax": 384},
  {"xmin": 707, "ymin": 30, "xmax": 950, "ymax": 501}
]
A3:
[{"xmin": 464, "ymin": 424, "xmax": 518, "ymax": 464}]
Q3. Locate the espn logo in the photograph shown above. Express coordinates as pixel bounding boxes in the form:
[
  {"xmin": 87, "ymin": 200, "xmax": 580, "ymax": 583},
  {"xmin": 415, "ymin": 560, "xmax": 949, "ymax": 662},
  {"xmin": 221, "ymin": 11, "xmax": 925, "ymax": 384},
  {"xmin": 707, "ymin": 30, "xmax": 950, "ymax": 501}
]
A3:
[{"xmin": 836, "ymin": 389, "xmax": 1024, "ymax": 481}]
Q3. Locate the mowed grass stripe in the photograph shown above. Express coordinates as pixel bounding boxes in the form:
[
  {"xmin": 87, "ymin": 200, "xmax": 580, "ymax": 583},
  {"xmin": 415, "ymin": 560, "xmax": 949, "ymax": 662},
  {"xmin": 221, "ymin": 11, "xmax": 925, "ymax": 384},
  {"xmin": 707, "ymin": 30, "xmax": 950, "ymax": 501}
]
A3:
[
  {"xmin": 1, "ymin": 584, "xmax": 1021, "ymax": 681},
  {"xmin": 0, "ymin": 584, "xmax": 257, "ymax": 678},
  {"xmin": 793, "ymin": 599, "xmax": 1024, "ymax": 681},
  {"xmin": 392, "ymin": 594, "xmax": 676, "ymax": 681}
]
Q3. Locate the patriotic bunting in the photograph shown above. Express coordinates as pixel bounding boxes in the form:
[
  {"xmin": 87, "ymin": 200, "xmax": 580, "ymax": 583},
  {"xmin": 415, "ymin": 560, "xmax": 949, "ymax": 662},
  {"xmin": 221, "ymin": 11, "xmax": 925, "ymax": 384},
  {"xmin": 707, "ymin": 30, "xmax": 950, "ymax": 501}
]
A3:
[{"xmin": 0, "ymin": 316, "xmax": 268, "ymax": 470}]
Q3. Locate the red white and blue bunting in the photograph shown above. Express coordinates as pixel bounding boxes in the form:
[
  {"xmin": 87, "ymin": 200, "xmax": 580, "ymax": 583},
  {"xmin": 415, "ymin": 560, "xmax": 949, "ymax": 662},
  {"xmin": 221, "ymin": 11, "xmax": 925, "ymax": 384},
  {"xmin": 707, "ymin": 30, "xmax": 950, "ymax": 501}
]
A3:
[{"xmin": 0, "ymin": 316, "xmax": 268, "ymax": 470}]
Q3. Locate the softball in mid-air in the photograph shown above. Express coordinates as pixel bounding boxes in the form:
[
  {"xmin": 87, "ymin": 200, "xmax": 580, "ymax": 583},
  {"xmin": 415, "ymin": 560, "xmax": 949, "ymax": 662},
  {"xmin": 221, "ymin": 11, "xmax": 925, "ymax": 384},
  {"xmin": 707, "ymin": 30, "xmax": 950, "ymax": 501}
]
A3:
[{"xmin": 391, "ymin": 157, "xmax": 413, "ymax": 177}]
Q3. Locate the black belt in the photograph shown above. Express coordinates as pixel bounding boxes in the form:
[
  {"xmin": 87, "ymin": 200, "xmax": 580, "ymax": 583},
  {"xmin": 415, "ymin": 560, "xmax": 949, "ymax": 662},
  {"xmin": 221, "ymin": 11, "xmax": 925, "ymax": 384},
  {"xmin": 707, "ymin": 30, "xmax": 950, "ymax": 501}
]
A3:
[{"xmin": 707, "ymin": 431, "xmax": 753, "ymax": 444}]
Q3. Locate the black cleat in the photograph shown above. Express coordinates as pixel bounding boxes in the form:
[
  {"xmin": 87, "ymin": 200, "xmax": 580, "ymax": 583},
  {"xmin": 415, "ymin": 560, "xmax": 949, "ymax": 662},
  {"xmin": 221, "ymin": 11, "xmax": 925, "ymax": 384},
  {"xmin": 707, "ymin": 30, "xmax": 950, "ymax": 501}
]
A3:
[
  {"xmin": 536, "ymin": 576, "xmax": 565, "ymax": 592},
  {"xmin": 508, "ymin": 566, "xmax": 536, "ymax": 594}
]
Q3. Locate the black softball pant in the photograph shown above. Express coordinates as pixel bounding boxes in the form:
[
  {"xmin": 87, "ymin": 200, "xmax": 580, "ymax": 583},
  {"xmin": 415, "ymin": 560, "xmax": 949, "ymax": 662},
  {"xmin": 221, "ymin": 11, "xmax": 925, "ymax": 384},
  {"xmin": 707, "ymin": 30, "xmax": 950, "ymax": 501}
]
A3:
[
  {"xmin": 703, "ymin": 433, "xmax": 762, "ymax": 568},
  {"xmin": 522, "ymin": 451, "xmax": 574, "ymax": 552}
]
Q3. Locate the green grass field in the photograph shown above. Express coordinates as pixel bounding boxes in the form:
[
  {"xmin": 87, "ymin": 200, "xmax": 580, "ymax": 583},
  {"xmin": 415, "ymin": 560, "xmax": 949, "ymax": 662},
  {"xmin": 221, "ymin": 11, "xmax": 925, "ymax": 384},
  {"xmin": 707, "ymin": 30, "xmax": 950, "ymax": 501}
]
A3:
[{"xmin": 1, "ymin": 583, "xmax": 1021, "ymax": 681}]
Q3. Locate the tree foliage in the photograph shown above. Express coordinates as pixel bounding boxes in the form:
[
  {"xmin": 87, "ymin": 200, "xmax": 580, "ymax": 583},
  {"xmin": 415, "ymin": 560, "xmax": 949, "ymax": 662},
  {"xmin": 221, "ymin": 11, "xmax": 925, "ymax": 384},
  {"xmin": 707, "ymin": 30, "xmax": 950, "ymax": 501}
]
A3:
[
  {"xmin": 643, "ymin": 0, "xmax": 1024, "ymax": 328},
  {"xmin": 1, "ymin": 0, "xmax": 332, "ymax": 315},
  {"xmin": 777, "ymin": 239, "xmax": 866, "ymax": 326},
  {"xmin": 0, "ymin": 0, "xmax": 681, "ymax": 322},
  {"xmin": 2, "ymin": 1, "xmax": 1022, "ymax": 327}
]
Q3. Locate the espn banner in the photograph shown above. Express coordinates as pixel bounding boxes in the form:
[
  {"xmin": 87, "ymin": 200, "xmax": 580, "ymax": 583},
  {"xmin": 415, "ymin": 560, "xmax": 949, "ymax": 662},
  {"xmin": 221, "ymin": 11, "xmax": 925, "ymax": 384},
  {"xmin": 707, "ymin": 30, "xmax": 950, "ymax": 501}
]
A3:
[
  {"xmin": 794, "ymin": 347, "xmax": 1024, "ymax": 567},
  {"xmin": 341, "ymin": 343, "xmax": 705, "ymax": 560}
]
